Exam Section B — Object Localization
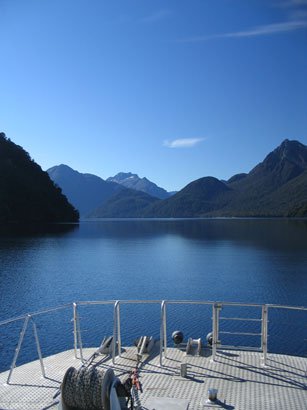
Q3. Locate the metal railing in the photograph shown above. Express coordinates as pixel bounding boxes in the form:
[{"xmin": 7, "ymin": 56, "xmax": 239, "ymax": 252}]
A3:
[
  {"xmin": 0, "ymin": 303, "xmax": 71, "ymax": 384},
  {"xmin": 0, "ymin": 300, "xmax": 306, "ymax": 382}
]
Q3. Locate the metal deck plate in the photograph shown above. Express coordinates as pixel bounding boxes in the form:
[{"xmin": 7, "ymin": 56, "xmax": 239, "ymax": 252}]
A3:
[
  {"xmin": 0, "ymin": 344, "xmax": 306, "ymax": 409},
  {"xmin": 144, "ymin": 396, "xmax": 190, "ymax": 409}
]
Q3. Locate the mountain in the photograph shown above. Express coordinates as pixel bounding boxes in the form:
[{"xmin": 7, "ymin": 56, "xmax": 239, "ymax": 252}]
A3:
[
  {"xmin": 46, "ymin": 139, "xmax": 307, "ymax": 219},
  {"xmin": 219, "ymin": 139, "xmax": 307, "ymax": 216},
  {"xmin": 143, "ymin": 139, "xmax": 307, "ymax": 218},
  {"xmin": 0, "ymin": 133, "xmax": 79, "ymax": 223},
  {"xmin": 227, "ymin": 173, "xmax": 247, "ymax": 184},
  {"xmin": 107, "ymin": 172, "xmax": 174, "ymax": 199},
  {"xmin": 47, "ymin": 165, "xmax": 123, "ymax": 216},
  {"xmin": 143, "ymin": 177, "xmax": 231, "ymax": 217},
  {"xmin": 89, "ymin": 188, "xmax": 160, "ymax": 218}
]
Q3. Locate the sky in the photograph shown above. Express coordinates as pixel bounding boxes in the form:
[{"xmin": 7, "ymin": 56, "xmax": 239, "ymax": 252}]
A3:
[{"xmin": 0, "ymin": 0, "xmax": 306, "ymax": 191}]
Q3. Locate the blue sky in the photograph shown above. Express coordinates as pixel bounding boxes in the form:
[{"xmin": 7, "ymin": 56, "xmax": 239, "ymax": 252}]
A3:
[{"xmin": 0, "ymin": 0, "xmax": 306, "ymax": 191}]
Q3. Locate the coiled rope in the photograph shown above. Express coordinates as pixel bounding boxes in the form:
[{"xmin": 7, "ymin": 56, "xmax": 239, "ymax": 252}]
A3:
[{"xmin": 61, "ymin": 366, "xmax": 113, "ymax": 410}]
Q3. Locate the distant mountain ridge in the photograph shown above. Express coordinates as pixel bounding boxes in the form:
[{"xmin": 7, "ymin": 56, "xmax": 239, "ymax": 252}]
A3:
[
  {"xmin": 47, "ymin": 139, "xmax": 307, "ymax": 218},
  {"xmin": 89, "ymin": 188, "xmax": 160, "ymax": 218},
  {"xmin": 107, "ymin": 172, "xmax": 174, "ymax": 199},
  {"xmin": 47, "ymin": 166, "xmax": 175, "ymax": 217},
  {"xmin": 142, "ymin": 139, "xmax": 307, "ymax": 218},
  {"xmin": 219, "ymin": 139, "xmax": 307, "ymax": 216},
  {"xmin": 47, "ymin": 165, "xmax": 123, "ymax": 216}
]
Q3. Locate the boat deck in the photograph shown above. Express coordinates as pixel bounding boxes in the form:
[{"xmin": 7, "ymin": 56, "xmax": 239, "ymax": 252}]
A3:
[{"xmin": 0, "ymin": 345, "xmax": 306, "ymax": 410}]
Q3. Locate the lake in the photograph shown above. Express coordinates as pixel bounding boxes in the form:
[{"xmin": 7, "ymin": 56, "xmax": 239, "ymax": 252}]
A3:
[{"xmin": 0, "ymin": 219, "xmax": 306, "ymax": 371}]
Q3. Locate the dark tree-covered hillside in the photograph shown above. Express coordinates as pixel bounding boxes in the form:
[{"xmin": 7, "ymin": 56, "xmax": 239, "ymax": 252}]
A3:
[
  {"xmin": 0, "ymin": 133, "xmax": 79, "ymax": 223},
  {"xmin": 143, "ymin": 177, "xmax": 232, "ymax": 217}
]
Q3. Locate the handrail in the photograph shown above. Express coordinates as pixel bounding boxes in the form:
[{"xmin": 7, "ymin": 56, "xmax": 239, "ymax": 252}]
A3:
[
  {"xmin": 220, "ymin": 317, "xmax": 262, "ymax": 322},
  {"xmin": 1, "ymin": 299, "xmax": 306, "ymax": 377},
  {"xmin": 0, "ymin": 303, "xmax": 72, "ymax": 327},
  {"xmin": 262, "ymin": 305, "xmax": 269, "ymax": 366},
  {"xmin": 7, "ymin": 315, "xmax": 30, "ymax": 383},
  {"xmin": 76, "ymin": 300, "xmax": 117, "ymax": 306},
  {"xmin": 159, "ymin": 301, "xmax": 166, "ymax": 366},
  {"xmin": 6, "ymin": 314, "xmax": 46, "ymax": 383},
  {"xmin": 219, "ymin": 331, "xmax": 262, "ymax": 336},
  {"xmin": 267, "ymin": 304, "xmax": 307, "ymax": 310},
  {"xmin": 112, "ymin": 301, "xmax": 120, "ymax": 364},
  {"xmin": 1, "ymin": 300, "xmax": 306, "ymax": 327}
]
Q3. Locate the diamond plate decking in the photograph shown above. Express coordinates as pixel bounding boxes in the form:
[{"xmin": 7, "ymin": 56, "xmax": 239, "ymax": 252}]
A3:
[{"xmin": 0, "ymin": 345, "xmax": 306, "ymax": 410}]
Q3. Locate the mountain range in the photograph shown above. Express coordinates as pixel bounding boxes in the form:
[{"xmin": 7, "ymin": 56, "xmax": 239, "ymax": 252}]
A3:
[
  {"xmin": 47, "ymin": 166, "xmax": 171, "ymax": 216},
  {"xmin": 107, "ymin": 172, "xmax": 175, "ymax": 199},
  {"xmin": 47, "ymin": 165, "xmax": 124, "ymax": 216},
  {"xmin": 47, "ymin": 167, "xmax": 175, "ymax": 216},
  {"xmin": 142, "ymin": 139, "xmax": 307, "ymax": 218},
  {"xmin": 47, "ymin": 139, "xmax": 307, "ymax": 218},
  {"xmin": 4, "ymin": 132, "xmax": 305, "ymax": 223}
]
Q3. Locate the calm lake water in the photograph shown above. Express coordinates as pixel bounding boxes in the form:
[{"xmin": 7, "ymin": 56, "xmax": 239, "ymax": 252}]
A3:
[{"xmin": 0, "ymin": 219, "xmax": 306, "ymax": 371}]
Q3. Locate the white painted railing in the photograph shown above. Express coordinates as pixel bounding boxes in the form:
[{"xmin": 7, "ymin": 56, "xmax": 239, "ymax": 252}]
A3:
[{"xmin": 0, "ymin": 300, "xmax": 306, "ymax": 383}]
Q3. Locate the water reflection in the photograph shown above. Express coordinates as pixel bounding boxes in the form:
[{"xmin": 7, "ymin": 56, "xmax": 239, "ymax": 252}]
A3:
[
  {"xmin": 0, "ymin": 222, "xmax": 79, "ymax": 239},
  {"xmin": 0, "ymin": 218, "xmax": 306, "ymax": 370},
  {"xmin": 78, "ymin": 219, "xmax": 307, "ymax": 252}
]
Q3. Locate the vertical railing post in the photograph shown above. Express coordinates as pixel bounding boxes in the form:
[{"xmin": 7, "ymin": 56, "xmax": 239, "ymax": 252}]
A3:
[
  {"xmin": 73, "ymin": 303, "xmax": 78, "ymax": 358},
  {"xmin": 32, "ymin": 319, "xmax": 46, "ymax": 378},
  {"xmin": 163, "ymin": 302, "xmax": 167, "ymax": 358},
  {"xmin": 261, "ymin": 305, "xmax": 264, "ymax": 350},
  {"xmin": 116, "ymin": 301, "xmax": 121, "ymax": 357},
  {"xmin": 216, "ymin": 304, "xmax": 221, "ymax": 341},
  {"xmin": 160, "ymin": 300, "xmax": 166, "ymax": 366},
  {"xmin": 7, "ymin": 315, "xmax": 30, "ymax": 384},
  {"xmin": 112, "ymin": 301, "xmax": 119, "ymax": 364},
  {"xmin": 211, "ymin": 303, "xmax": 220, "ymax": 361},
  {"xmin": 261, "ymin": 305, "xmax": 268, "ymax": 366},
  {"xmin": 73, "ymin": 303, "xmax": 84, "ymax": 363}
]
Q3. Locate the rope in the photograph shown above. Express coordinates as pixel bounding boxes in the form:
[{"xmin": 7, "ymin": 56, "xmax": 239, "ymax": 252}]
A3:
[
  {"xmin": 62, "ymin": 365, "xmax": 136, "ymax": 410},
  {"xmin": 62, "ymin": 366, "xmax": 106, "ymax": 410}
]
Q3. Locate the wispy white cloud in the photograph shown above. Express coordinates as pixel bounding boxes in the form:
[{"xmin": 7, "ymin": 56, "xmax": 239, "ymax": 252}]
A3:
[
  {"xmin": 290, "ymin": 8, "xmax": 307, "ymax": 18},
  {"xmin": 223, "ymin": 20, "xmax": 307, "ymax": 37},
  {"xmin": 180, "ymin": 19, "xmax": 307, "ymax": 42},
  {"xmin": 278, "ymin": 0, "xmax": 307, "ymax": 18},
  {"xmin": 278, "ymin": 0, "xmax": 307, "ymax": 7},
  {"xmin": 140, "ymin": 9, "xmax": 171, "ymax": 24},
  {"xmin": 163, "ymin": 138, "xmax": 205, "ymax": 148}
]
